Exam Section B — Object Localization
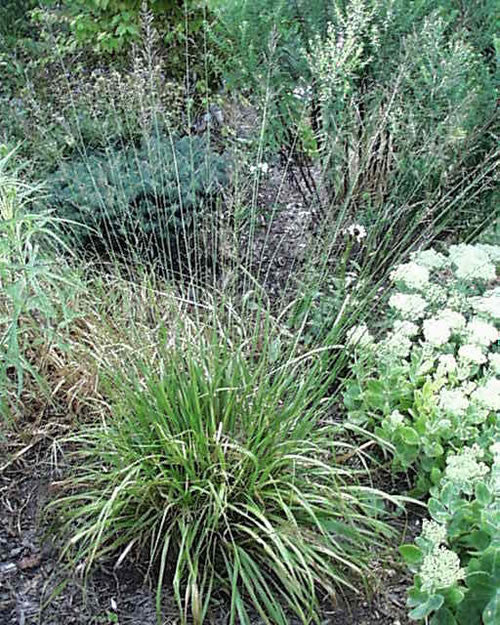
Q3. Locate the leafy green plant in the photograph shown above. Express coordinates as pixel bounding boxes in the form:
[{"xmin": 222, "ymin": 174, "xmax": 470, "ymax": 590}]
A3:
[
  {"xmin": 47, "ymin": 327, "xmax": 397, "ymax": 624},
  {"xmin": 212, "ymin": 0, "xmax": 497, "ymax": 243},
  {"xmin": 344, "ymin": 243, "xmax": 499, "ymax": 492},
  {"xmin": 45, "ymin": 133, "xmax": 229, "ymax": 277},
  {"xmin": 342, "ymin": 241, "xmax": 499, "ymax": 624},
  {"xmin": 39, "ymin": 0, "xmax": 204, "ymax": 54},
  {"xmin": 400, "ymin": 443, "xmax": 499, "ymax": 624},
  {"xmin": 0, "ymin": 149, "xmax": 81, "ymax": 421}
]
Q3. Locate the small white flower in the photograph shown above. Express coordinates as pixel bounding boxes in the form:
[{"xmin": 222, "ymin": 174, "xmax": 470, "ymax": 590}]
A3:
[
  {"xmin": 448, "ymin": 244, "xmax": 495, "ymax": 281},
  {"xmin": 389, "ymin": 293, "xmax": 428, "ymax": 319},
  {"xmin": 420, "ymin": 519, "xmax": 447, "ymax": 547},
  {"xmin": 439, "ymin": 388, "xmax": 469, "ymax": 416},
  {"xmin": 391, "ymin": 262, "xmax": 430, "ymax": 291},
  {"xmin": 438, "ymin": 309, "xmax": 466, "ymax": 332},
  {"xmin": 465, "ymin": 318, "xmax": 499, "ymax": 347},
  {"xmin": 471, "ymin": 378, "xmax": 500, "ymax": 411},
  {"xmin": 250, "ymin": 162, "xmax": 269, "ymax": 175},
  {"xmin": 381, "ymin": 333, "xmax": 412, "ymax": 358},
  {"xmin": 458, "ymin": 344, "xmax": 487, "ymax": 365},
  {"xmin": 345, "ymin": 224, "xmax": 367, "ymax": 243},
  {"xmin": 387, "ymin": 410, "xmax": 405, "ymax": 430},
  {"xmin": 393, "ymin": 320, "xmax": 420, "ymax": 337},
  {"xmin": 488, "ymin": 353, "xmax": 500, "ymax": 375},
  {"xmin": 346, "ymin": 323, "xmax": 373, "ymax": 348},
  {"xmin": 445, "ymin": 445, "xmax": 489, "ymax": 485},
  {"xmin": 420, "ymin": 547, "xmax": 465, "ymax": 592},
  {"xmin": 410, "ymin": 248, "xmax": 448, "ymax": 270},
  {"xmin": 423, "ymin": 318, "xmax": 451, "ymax": 347},
  {"xmin": 436, "ymin": 354, "xmax": 458, "ymax": 376}
]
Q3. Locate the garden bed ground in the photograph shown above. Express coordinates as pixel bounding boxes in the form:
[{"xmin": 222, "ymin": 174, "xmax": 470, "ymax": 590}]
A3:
[{"xmin": 0, "ymin": 431, "xmax": 417, "ymax": 625}]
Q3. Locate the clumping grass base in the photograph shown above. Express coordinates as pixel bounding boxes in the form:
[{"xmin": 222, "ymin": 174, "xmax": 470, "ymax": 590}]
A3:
[{"xmin": 49, "ymin": 332, "xmax": 396, "ymax": 625}]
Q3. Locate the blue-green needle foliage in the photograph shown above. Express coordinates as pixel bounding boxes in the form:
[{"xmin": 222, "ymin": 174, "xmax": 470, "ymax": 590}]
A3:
[
  {"xmin": 45, "ymin": 134, "xmax": 229, "ymax": 273},
  {"xmin": 49, "ymin": 332, "xmax": 396, "ymax": 624}
]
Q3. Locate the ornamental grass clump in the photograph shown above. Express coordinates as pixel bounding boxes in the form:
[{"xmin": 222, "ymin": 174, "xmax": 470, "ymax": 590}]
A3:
[{"xmin": 48, "ymin": 331, "xmax": 395, "ymax": 625}]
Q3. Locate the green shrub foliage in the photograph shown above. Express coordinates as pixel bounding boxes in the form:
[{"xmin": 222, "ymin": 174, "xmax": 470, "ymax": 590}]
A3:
[
  {"xmin": 46, "ymin": 134, "xmax": 229, "ymax": 273},
  {"xmin": 39, "ymin": 0, "xmax": 204, "ymax": 53},
  {"xmin": 212, "ymin": 0, "xmax": 498, "ymax": 238}
]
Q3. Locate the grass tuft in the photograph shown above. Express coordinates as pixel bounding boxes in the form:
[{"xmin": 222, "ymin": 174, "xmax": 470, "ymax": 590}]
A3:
[{"xmin": 48, "ymin": 326, "xmax": 397, "ymax": 624}]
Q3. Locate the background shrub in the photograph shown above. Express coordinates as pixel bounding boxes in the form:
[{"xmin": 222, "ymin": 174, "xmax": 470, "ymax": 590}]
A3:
[
  {"xmin": 45, "ymin": 133, "xmax": 229, "ymax": 276},
  {"xmin": 212, "ymin": 0, "xmax": 498, "ymax": 242}
]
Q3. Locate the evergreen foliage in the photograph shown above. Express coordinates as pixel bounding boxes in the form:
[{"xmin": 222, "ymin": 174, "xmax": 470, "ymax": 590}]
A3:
[{"xmin": 45, "ymin": 134, "xmax": 229, "ymax": 271}]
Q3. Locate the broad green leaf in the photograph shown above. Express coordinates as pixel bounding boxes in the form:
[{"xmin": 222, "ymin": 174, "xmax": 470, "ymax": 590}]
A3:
[
  {"xmin": 475, "ymin": 482, "xmax": 492, "ymax": 506},
  {"xmin": 399, "ymin": 544, "xmax": 423, "ymax": 565},
  {"xmin": 409, "ymin": 594, "xmax": 444, "ymax": 620},
  {"xmin": 483, "ymin": 588, "xmax": 500, "ymax": 625},
  {"xmin": 428, "ymin": 497, "xmax": 450, "ymax": 523},
  {"xmin": 401, "ymin": 426, "xmax": 420, "ymax": 445},
  {"xmin": 430, "ymin": 606, "xmax": 457, "ymax": 625}
]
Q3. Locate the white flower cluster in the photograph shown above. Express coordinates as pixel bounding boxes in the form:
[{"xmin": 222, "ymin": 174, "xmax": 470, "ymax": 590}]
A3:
[
  {"xmin": 292, "ymin": 84, "xmax": 313, "ymax": 101},
  {"xmin": 389, "ymin": 293, "xmax": 427, "ymax": 319},
  {"xmin": 391, "ymin": 262, "xmax": 429, "ymax": 291},
  {"xmin": 411, "ymin": 248, "xmax": 448, "ymax": 270},
  {"xmin": 438, "ymin": 309, "xmax": 466, "ymax": 331},
  {"xmin": 250, "ymin": 162, "xmax": 269, "ymax": 175},
  {"xmin": 381, "ymin": 332, "xmax": 412, "ymax": 359},
  {"xmin": 423, "ymin": 318, "xmax": 451, "ymax": 347},
  {"xmin": 471, "ymin": 377, "xmax": 500, "ymax": 412},
  {"xmin": 439, "ymin": 388, "xmax": 469, "ymax": 416},
  {"xmin": 420, "ymin": 546, "xmax": 465, "ymax": 592},
  {"xmin": 386, "ymin": 410, "xmax": 405, "ymax": 431},
  {"xmin": 458, "ymin": 343, "xmax": 487, "ymax": 365},
  {"xmin": 436, "ymin": 354, "xmax": 458, "ymax": 377},
  {"xmin": 489, "ymin": 353, "xmax": 500, "ymax": 375},
  {"xmin": 475, "ymin": 244, "xmax": 500, "ymax": 264},
  {"xmin": 448, "ymin": 244, "xmax": 496, "ymax": 282},
  {"xmin": 420, "ymin": 519, "xmax": 447, "ymax": 547},
  {"xmin": 444, "ymin": 445, "xmax": 489, "ymax": 485},
  {"xmin": 345, "ymin": 223, "xmax": 367, "ymax": 243},
  {"xmin": 393, "ymin": 320, "xmax": 420, "ymax": 337},
  {"xmin": 465, "ymin": 318, "xmax": 499, "ymax": 347},
  {"xmin": 471, "ymin": 287, "xmax": 500, "ymax": 320}
]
